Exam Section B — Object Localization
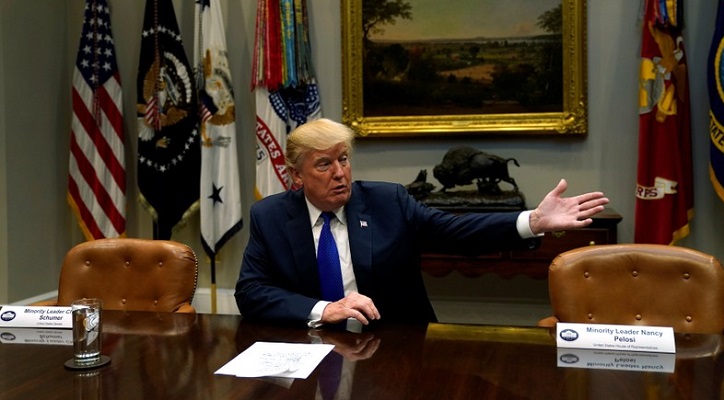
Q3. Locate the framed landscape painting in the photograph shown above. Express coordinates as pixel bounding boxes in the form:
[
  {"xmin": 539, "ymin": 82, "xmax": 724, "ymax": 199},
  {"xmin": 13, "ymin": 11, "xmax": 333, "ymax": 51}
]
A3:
[{"xmin": 341, "ymin": 0, "xmax": 587, "ymax": 137}]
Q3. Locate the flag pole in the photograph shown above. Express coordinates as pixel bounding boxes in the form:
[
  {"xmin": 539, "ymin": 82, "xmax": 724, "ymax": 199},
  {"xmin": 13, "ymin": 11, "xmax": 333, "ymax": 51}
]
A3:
[{"xmin": 210, "ymin": 256, "xmax": 217, "ymax": 314}]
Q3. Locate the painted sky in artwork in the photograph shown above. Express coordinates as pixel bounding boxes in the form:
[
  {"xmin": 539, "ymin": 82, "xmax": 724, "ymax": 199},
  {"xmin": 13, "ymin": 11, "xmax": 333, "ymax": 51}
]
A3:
[{"xmin": 369, "ymin": 0, "xmax": 561, "ymax": 41}]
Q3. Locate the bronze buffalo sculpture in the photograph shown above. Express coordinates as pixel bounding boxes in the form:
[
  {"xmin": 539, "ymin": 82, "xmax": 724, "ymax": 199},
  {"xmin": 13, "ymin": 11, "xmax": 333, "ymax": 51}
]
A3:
[{"xmin": 432, "ymin": 146, "xmax": 519, "ymax": 194}]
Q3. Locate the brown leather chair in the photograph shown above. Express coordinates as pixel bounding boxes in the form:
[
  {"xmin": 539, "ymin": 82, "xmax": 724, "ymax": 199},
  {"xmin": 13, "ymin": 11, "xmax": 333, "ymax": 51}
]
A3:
[
  {"xmin": 103, "ymin": 310, "xmax": 197, "ymax": 336},
  {"xmin": 36, "ymin": 238, "xmax": 198, "ymax": 313},
  {"xmin": 538, "ymin": 244, "xmax": 724, "ymax": 334}
]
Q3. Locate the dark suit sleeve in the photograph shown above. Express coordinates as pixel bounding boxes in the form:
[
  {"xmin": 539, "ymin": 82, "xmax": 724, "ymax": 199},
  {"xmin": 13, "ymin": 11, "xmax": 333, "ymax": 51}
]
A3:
[
  {"xmin": 396, "ymin": 184, "xmax": 536, "ymax": 255},
  {"xmin": 234, "ymin": 200, "xmax": 319, "ymax": 325},
  {"xmin": 344, "ymin": 182, "xmax": 535, "ymax": 323}
]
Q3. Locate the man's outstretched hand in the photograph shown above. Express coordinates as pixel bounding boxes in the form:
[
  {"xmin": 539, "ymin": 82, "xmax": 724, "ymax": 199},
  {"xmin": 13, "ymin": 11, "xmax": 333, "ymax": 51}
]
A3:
[{"xmin": 529, "ymin": 179, "xmax": 609, "ymax": 235}]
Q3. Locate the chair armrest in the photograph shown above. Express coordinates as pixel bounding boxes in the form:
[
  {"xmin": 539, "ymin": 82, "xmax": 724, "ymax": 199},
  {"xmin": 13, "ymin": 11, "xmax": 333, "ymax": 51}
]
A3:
[
  {"xmin": 537, "ymin": 315, "xmax": 559, "ymax": 328},
  {"xmin": 175, "ymin": 303, "xmax": 196, "ymax": 313},
  {"xmin": 30, "ymin": 299, "xmax": 58, "ymax": 307}
]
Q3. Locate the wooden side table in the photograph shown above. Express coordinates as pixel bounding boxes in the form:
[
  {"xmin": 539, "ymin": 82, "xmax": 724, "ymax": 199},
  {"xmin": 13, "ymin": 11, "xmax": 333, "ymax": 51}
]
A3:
[{"xmin": 421, "ymin": 208, "xmax": 622, "ymax": 279}]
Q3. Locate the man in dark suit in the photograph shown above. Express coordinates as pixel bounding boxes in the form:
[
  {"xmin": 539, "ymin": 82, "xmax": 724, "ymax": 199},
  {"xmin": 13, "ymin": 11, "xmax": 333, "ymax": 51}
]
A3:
[{"xmin": 235, "ymin": 119, "xmax": 609, "ymax": 327}]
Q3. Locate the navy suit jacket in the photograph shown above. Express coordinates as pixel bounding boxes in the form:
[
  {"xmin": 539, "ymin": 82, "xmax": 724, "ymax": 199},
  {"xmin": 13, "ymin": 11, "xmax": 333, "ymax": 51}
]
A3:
[{"xmin": 234, "ymin": 181, "xmax": 535, "ymax": 325}]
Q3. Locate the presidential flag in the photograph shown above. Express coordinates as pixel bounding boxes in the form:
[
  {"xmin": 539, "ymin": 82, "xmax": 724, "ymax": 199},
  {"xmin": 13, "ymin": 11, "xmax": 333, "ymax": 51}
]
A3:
[
  {"xmin": 194, "ymin": 0, "xmax": 242, "ymax": 306},
  {"xmin": 253, "ymin": 0, "xmax": 321, "ymax": 199},
  {"xmin": 136, "ymin": 0, "xmax": 200, "ymax": 239},
  {"xmin": 709, "ymin": 0, "xmax": 724, "ymax": 203},
  {"xmin": 68, "ymin": 0, "xmax": 126, "ymax": 240},
  {"xmin": 635, "ymin": 0, "xmax": 693, "ymax": 245}
]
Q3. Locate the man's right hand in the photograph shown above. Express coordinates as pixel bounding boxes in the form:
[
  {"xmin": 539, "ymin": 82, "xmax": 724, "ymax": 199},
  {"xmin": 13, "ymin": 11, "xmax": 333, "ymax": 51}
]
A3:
[
  {"xmin": 315, "ymin": 330, "xmax": 380, "ymax": 361},
  {"xmin": 321, "ymin": 291, "xmax": 380, "ymax": 325}
]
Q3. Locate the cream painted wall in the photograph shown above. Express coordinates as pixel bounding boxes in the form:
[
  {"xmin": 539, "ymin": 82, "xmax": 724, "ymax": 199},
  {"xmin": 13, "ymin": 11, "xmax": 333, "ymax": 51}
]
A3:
[
  {"xmin": 0, "ymin": 1, "xmax": 73, "ymax": 303},
  {"xmin": 2, "ymin": 0, "xmax": 724, "ymax": 306},
  {"xmin": 0, "ymin": 2, "xmax": 8, "ymax": 303}
]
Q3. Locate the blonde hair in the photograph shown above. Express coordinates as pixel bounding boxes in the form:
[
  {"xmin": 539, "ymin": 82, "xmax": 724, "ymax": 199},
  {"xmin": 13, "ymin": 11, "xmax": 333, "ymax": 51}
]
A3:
[{"xmin": 285, "ymin": 118, "xmax": 355, "ymax": 169}]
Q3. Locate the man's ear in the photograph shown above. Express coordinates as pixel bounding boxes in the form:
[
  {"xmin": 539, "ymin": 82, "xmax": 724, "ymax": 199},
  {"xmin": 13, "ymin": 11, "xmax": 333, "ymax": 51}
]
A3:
[{"xmin": 289, "ymin": 167, "xmax": 303, "ymax": 187}]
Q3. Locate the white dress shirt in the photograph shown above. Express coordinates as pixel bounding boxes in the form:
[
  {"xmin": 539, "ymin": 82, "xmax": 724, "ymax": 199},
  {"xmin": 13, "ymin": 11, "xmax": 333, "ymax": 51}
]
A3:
[{"xmin": 306, "ymin": 198, "xmax": 359, "ymax": 328}]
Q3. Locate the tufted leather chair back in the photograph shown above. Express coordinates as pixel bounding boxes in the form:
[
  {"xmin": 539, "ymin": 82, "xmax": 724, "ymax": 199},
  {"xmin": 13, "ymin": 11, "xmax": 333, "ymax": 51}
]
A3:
[
  {"xmin": 54, "ymin": 238, "xmax": 198, "ymax": 313},
  {"xmin": 539, "ymin": 244, "xmax": 724, "ymax": 334}
]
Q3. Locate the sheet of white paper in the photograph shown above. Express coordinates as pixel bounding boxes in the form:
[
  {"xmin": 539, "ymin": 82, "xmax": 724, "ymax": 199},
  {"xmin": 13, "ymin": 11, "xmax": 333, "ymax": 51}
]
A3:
[{"xmin": 215, "ymin": 341, "xmax": 335, "ymax": 379}]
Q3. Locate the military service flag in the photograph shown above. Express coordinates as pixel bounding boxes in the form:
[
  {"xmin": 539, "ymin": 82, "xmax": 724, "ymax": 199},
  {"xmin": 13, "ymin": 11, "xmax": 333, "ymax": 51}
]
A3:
[
  {"xmin": 253, "ymin": 0, "xmax": 321, "ymax": 199},
  {"xmin": 68, "ymin": 0, "xmax": 126, "ymax": 240},
  {"xmin": 635, "ymin": 0, "xmax": 693, "ymax": 245},
  {"xmin": 136, "ymin": 0, "xmax": 200, "ymax": 239}
]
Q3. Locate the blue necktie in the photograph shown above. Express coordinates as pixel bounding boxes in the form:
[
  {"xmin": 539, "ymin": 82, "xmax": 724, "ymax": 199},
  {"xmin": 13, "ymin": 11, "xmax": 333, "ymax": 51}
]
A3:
[
  {"xmin": 319, "ymin": 351, "xmax": 343, "ymax": 400},
  {"xmin": 318, "ymin": 212, "xmax": 345, "ymax": 301}
]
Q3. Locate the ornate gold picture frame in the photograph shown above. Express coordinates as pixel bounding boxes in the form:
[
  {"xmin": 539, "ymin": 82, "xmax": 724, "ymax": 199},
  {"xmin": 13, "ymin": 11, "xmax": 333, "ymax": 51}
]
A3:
[{"xmin": 341, "ymin": 0, "xmax": 587, "ymax": 137}]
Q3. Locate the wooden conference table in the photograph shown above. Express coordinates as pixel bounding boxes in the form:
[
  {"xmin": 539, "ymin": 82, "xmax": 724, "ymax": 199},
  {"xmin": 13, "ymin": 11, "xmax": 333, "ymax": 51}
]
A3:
[{"xmin": 1, "ymin": 310, "xmax": 723, "ymax": 399}]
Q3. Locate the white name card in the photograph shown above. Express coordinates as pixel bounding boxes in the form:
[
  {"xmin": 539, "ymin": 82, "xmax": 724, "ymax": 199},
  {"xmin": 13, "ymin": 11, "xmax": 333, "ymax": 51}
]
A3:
[
  {"xmin": 0, "ymin": 328, "xmax": 73, "ymax": 345},
  {"xmin": 556, "ymin": 347, "xmax": 675, "ymax": 373},
  {"xmin": 556, "ymin": 322, "xmax": 676, "ymax": 353},
  {"xmin": 0, "ymin": 306, "xmax": 73, "ymax": 329}
]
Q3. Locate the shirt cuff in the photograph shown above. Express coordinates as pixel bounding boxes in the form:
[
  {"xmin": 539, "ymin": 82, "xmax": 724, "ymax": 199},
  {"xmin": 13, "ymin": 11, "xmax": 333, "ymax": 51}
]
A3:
[
  {"xmin": 307, "ymin": 301, "xmax": 331, "ymax": 328},
  {"xmin": 517, "ymin": 210, "xmax": 544, "ymax": 239}
]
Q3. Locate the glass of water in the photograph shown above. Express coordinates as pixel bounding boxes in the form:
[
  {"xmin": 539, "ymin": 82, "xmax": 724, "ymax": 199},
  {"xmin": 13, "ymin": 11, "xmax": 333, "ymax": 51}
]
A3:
[{"xmin": 71, "ymin": 298, "xmax": 102, "ymax": 366}]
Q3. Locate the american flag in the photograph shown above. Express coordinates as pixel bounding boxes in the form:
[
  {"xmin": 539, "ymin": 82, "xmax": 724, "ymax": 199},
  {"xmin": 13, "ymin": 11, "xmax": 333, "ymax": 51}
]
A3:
[{"xmin": 68, "ymin": 0, "xmax": 126, "ymax": 240}]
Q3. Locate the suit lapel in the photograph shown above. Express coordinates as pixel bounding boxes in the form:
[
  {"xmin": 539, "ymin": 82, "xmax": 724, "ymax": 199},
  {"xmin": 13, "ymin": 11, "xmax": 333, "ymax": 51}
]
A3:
[
  {"xmin": 345, "ymin": 185, "xmax": 373, "ymax": 293},
  {"xmin": 285, "ymin": 190, "xmax": 320, "ymax": 292}
]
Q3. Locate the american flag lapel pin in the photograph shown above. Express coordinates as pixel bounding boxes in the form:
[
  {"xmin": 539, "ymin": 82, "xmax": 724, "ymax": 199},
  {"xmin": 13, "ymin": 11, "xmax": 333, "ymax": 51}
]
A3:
[{"xmin": 360, "ymin": 220, "xmax": 368, "ymax": 228}]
